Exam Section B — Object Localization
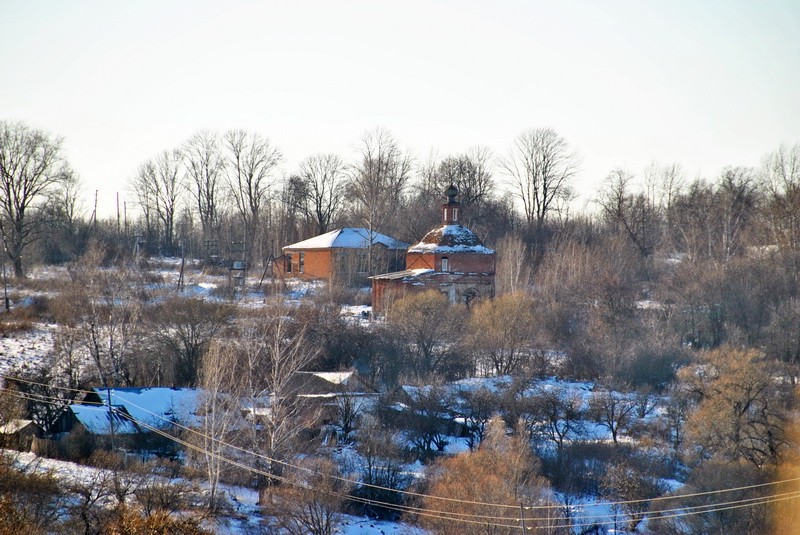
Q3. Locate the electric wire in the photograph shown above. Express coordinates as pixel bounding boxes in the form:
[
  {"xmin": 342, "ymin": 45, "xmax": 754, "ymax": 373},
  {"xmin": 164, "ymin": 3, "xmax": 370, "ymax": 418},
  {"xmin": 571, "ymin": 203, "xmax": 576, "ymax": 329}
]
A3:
[
  {"xmin": 0, "ymin": 387, "xmax": 529, "ymax": 529},
  {"xmin": 5, "ymin": 372, "xmax": 800, "ymax": 523},
  {"xmin": 5, "ymin": 386, "xmax": 800, "ymax": 531}
]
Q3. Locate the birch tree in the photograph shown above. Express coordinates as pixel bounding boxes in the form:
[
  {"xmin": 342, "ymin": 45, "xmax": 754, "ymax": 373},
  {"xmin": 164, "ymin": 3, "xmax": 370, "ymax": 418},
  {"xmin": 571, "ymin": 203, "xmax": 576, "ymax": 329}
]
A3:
[
  {"xmin": 197, "ymin": 340, "xmax": 240, "ymax": 513},
  {"xmin": 233, "ymin": 303, "xmax": 320, "ymax": 504},
  {"xmin": 761, "ymin": 143, "xmax": 800, "ymax": 254}
]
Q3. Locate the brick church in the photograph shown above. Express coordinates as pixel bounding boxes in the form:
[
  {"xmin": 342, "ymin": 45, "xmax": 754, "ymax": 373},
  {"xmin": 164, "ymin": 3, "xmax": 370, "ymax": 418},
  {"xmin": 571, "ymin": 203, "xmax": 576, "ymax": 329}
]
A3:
[{"xmin": 371, "ymin": 185, "xmax": 496, "ymax": 315}]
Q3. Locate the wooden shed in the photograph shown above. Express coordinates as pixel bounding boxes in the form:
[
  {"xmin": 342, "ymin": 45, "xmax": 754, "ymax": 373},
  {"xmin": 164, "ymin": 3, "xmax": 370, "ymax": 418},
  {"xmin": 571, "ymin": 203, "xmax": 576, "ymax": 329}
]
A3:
[{"xmin": 0, "ymin": 419, "xmax": 43, "ymax": 451}]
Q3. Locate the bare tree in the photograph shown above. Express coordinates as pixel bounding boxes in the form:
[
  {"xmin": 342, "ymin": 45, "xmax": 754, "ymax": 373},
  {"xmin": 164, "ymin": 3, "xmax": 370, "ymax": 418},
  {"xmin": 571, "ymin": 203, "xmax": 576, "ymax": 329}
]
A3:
[
  {"xmin": 680, "ymin": 346, "xmax": 790, "ymax": 467},
  {"xmin": 224, "ymin": 129, "xmax": 283, "ymax": 263},
  {"xmin": 262, "ymin": 458, "xmax": 349, "ymax": 535},
  {"xmin": 233, "ymin": 303, "xmax": 321, "ymax": 504},
  {"xmin": 761, "ymin": 143, "xmax": 800, "ymax": 254},
  {"xmin": 717, "ymin": 167, "xmax": 759, "ymax": 261},
  {"xmin": 494, "ymin": 233, "xmax": 532, "ymax": 295},
  {"xmin": 0, "ymin": 120, "xmax": 72, "ymax": 277},
  {"xmin": 54, "ymin": 242, "xmax": 147, "ymax": 387},
  {"xmin": 644, "ymin": 161, "xmax": 685, "ymax": 249},
  {"xmin": 148, "ymin": 297, "xmax": 234, "ymax": 386},
  {"xmin": 597, "ymin": 168, "xmax": 661, "ymax": 257},
  {"xmin": 501, "ymin": 127, "xmax": 579, "ymax": 237},
  {"xmin": 348, "ymin": 127, "xmax": 412, "ymax": 273},
  {"xmin": 469, "ymin": 292, "xmax": 537, "ymax": 376},
  {"xmin": 182, "ymin": 131, "xmax": 225, "ymax": 243},
  {"xmin": 197, "ymin": 340, "xmax": 240, "ymax": 514},
  {"xmin": 523, "ymin": 386, "xmax": 584, "ymax": 454},
  {"xmin": 386, "ymin": 290, "xmax": 468, "ymax": 380},
  {"xmin": 588, "ymin": 389, "xmax": 636, "ymax": 444},
  {"xmin": 422, "ymin": 147, "xmax": 494, "ymax": 208},
  {"xmin": 420, "ymin": 416, "xmax": 551, "ymax": 535},
  {"xmin": 130, "ymin": 150, "xmax": 185, "ymax": 255},
  {"xmin": 294, "ymin": 153, "xmax": 346, "ymax": 235}
]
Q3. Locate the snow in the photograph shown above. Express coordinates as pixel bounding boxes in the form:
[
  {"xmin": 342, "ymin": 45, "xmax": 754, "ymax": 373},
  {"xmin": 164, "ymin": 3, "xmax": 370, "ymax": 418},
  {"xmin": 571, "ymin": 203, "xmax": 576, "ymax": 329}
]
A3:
[
  {"xmin": 337, "ymin": 515, "xmax": 428, "ymax": 534},
  {"xmin": 70, "ymin": 404, "xmax": 139, "ymax": 434},
  {"xmin": 0, "ymin": 324, "xmax": 54, "ymax": 378},
  {"xmin": 284, "ymin": 228, "xmax": 409, "ymax": 251},
  {"xmin": 407, "ymin": 224, "xmax": 495, "ymax": 255},
  {"xmin": 452, "ymin": 375, "xmax": 513, "ymax": 393},
  {"xmin": 0, "ymin": 419, "xmax": 35, "ymax": 434},
  {"xmin": 4, "ymin": 449, "xmax": 424, "ymax": 534},
  {"xmin": 96, "ymin": 387, "xmax": 203, "ymax": 428},
  {"xmin": 312, "ymin": 371, "xmax": 355, "ymax": 385}
]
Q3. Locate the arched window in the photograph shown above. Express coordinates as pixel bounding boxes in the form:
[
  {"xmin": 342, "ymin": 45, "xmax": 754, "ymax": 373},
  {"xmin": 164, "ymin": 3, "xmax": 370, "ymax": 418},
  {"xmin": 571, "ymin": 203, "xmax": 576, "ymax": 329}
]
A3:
[{"xmin": 453, "ymin": 208, "xmax": 458, "ymax": 222}]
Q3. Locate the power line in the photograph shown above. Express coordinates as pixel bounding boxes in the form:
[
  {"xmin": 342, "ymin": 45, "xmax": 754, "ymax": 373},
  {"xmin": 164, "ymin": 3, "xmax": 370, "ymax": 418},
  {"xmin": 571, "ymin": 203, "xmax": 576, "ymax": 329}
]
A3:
[
  {"xmin": 4, "ymin": 373, "xmax": 800, "ymax": 521},
  {"xmin": 0, "ymin": 387, "xmax": 529, "ymax": 529}
]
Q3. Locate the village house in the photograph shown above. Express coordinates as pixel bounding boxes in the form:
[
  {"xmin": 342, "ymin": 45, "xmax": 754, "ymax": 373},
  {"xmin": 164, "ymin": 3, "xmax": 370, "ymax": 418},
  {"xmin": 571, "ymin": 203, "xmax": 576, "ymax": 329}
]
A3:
[
  {"xmin": 0, "ymin": 419, "xmax": 43, "ymax": 452},
  {"xmin": 244, "ymin": 370, "xmax": 377, "ymax": 443},
  {"xmin": 371, "ymin": 185, "xmax": 496, "ymax": 315},
  {"xmin": 51, "ymin": 387, "xmax": 202, "ymax": 445},
  {"xmin": 273, "ymin": 228, "xmax": 409, "ymax": 285}
]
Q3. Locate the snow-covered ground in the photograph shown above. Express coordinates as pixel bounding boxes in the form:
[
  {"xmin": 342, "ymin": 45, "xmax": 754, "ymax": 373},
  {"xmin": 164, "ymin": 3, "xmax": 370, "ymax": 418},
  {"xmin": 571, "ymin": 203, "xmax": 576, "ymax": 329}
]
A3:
[
  {"xmin": 0, "ymin": 323, "xmax": 54, "ymax": 378},
  {"xmin": 3, "ymin": 449, "xmax": 425, "ymax": 535}
]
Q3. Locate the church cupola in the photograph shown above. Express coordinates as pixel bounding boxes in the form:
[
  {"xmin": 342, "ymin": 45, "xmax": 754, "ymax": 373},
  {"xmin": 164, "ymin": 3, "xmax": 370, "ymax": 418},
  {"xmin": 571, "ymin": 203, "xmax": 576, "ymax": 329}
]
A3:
[{"xmin": 442, "ymin": 184, "xmax": 461, "ymax": 225}]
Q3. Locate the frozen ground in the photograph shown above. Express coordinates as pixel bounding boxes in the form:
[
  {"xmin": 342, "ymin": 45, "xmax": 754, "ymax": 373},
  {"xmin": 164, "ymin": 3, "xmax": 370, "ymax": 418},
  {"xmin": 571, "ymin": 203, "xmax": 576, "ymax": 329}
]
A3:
[
  {"xmin": 0, "ymin": 323, "xmax": 54, "ymax": 379},
  {"xmin": 3, "ymin": 449, "xmax": 424, "ymax": 535}
]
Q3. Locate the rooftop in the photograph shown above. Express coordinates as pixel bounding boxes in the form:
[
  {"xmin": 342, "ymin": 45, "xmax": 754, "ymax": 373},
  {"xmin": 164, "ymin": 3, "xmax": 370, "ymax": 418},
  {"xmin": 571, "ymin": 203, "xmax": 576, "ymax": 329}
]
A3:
[
  {"xmin": 283, "ymin": 228, "xmax": 409, "ymax": 251},
  {"xmin": 407, "ymin": 224, "xmax": 495, "ymax": 255}
]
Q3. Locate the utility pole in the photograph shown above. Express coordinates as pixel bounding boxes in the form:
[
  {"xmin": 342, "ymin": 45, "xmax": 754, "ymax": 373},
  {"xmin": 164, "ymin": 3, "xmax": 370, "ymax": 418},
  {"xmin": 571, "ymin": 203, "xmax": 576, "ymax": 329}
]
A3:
[
  {"xmin": 520, "ymin": 503, "xmax": 527, "ymax": 533},
  {"xmin": 107, "ymin": 384, "xmax": 115, "ymax": 452}
]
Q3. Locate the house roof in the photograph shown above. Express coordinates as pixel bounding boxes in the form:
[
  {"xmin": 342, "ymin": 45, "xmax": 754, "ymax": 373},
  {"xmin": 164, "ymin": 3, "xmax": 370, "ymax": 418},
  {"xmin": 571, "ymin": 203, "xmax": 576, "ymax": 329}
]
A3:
[
  {"xmin": 281, "ymin": 370, "xmax": 374, "ymax": 397},
  {"xmin": 407, "ymin": 224, "xmax": 495, "ymax": 255},
  {"xmin": 0, "ymin": 419, "xmax": 38, "ymax": 434},
  {"xmin": 71, "ymin": 405, "xmax": 139, "ymax": 435},
  {"xmin": 370, "ymin": 268, "xmax": 434, "ymax": 280},
  {"xmin": 93, "ymin": 387, "xmax": 202, "ymax": 428},
  {"xmin": 283, "ymin": 228, "xmax": 409, "ymax": 251}
]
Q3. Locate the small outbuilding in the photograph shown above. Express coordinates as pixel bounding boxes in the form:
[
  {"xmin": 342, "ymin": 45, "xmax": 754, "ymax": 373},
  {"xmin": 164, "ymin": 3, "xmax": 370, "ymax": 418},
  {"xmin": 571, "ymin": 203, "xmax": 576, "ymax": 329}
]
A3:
[{"xmin": 0, "ymin": 419, "xmax": 43, "ymax": 451}]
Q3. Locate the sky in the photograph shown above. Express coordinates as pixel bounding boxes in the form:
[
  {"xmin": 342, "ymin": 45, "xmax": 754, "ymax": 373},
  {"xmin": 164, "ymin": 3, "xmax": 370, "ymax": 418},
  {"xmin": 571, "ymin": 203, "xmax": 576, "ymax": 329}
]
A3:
[{"xmin": 1, "ymin": 0, "xmax": 799, "ymax": 218}]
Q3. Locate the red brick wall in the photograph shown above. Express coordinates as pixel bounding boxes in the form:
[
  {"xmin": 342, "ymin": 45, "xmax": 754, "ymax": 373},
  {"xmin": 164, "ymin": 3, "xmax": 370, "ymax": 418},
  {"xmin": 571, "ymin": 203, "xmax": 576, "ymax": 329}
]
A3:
[
  {"xmin": 372, "ymin": 272, "xmax": 495, "ymax": 316},
  {"xmin": 406, "ymin": 252, "xmax": 495, "ymax": 273},
  {"xmin": 276, "ymin": 249, "xmax": 334, "ymax": 279}
]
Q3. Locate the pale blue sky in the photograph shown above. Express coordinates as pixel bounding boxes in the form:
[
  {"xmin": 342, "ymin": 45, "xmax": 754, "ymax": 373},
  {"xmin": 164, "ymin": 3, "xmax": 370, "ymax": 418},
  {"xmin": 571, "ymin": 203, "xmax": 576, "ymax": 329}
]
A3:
[{"xmin": 1, "ymin": 1, "xmax": 798, "ymax": 216}]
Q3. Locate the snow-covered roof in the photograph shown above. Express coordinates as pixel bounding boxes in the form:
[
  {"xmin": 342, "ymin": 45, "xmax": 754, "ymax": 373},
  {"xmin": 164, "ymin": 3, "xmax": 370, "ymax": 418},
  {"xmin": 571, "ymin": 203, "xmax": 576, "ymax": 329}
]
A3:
[
  {"xmin": 93, "ymin": 387, "xmax": 202, "ymax": 428},
  {"xmin": 311, "ymin": 371, "xmax": 354, "ymax": 385},
  {"xmin": 407, "ymin": 224, "xmax": 495, "ymax": 255},
  {"xmin": 369, "ymin": 268, "xmax": 434, "ymax": 280},
  {"xmin": 71, "ymin": 405, "xmax": 139, "ymax": 435},
  {"xmin": 283, "ymin": 228, "xmax": 409, "ymax": 251},
  {"xmin": 0, "ymin": 419, "xmax": 37, "ymax": 434}
]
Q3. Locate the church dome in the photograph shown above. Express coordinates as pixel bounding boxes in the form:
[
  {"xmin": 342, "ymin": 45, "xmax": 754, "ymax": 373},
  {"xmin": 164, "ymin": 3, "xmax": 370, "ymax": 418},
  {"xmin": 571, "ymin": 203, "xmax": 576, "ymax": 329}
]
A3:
[{"xmin": 407, "ymin": 224, "xmax": 495, "ymax": 255}]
